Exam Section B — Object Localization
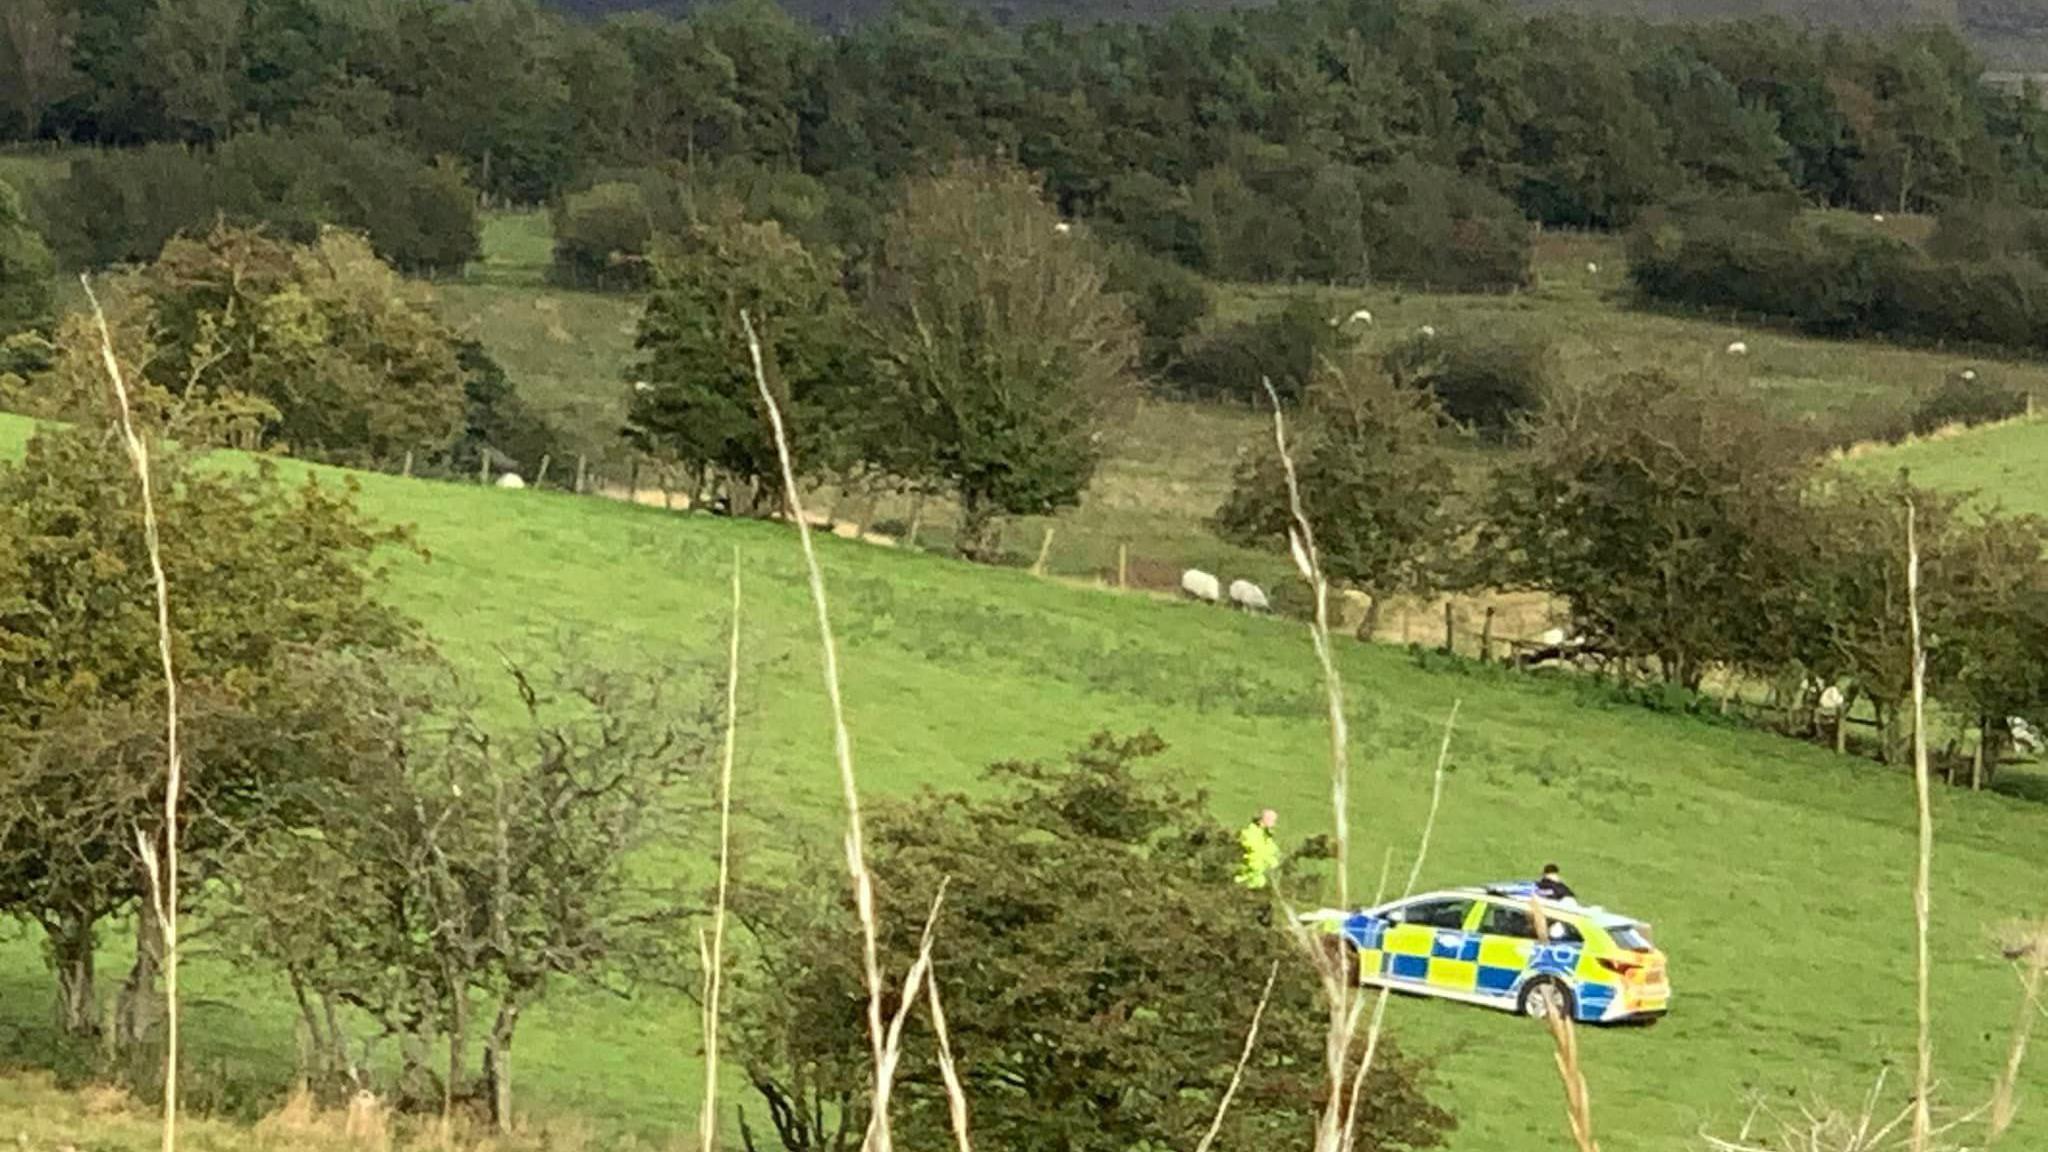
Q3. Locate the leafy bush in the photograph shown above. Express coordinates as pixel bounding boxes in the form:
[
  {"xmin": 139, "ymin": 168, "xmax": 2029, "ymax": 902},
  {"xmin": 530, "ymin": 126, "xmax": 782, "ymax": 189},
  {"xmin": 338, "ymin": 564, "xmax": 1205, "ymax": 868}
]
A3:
[
  {"xmin": 1911, "ymin": 373, "xmax": 2029, "ymax": 435},
  {"xmin": 1629, "ymin": 196, "xmax": 2048, "ymax": 353},
  {"xmin": 0, "ymin": 182, "xmax": 53, "ymax": 337},
  {"xmin": 1170, "ymin": 295, "xmax": 1353, "ymax": 405},
  {"xmin": 1382, "ymin": 328, "xmax": 1553, "ymax": 440},
  {"xmin": 1359, "ymin": 159, "xmax": 1533, "ymax": 292},
  {"xmin": 551, "ymin": 181, "xmax": 657, "ymax": 290},
  {"xmin": 1105, "ymin": 244, "xmax": 1210, "ymax": 375},
  {"xmin": 37, "ymin": 131, "xmax": 480, "ymax": 274},
  {"xmin": 1927, "ymin": 201, "xmax": 2048, "ymax": 267}
]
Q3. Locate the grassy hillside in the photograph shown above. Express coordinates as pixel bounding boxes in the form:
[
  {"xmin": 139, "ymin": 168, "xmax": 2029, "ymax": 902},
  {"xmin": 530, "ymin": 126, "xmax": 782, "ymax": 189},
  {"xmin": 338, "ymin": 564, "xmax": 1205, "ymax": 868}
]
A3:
[
  {"xmin": 1, "ymin": 409, "xmax": 2043, "ymax": 1151},
  {"xmin": 1841, "ymin": 413, "xmax": 2048, "ymax": 518}
]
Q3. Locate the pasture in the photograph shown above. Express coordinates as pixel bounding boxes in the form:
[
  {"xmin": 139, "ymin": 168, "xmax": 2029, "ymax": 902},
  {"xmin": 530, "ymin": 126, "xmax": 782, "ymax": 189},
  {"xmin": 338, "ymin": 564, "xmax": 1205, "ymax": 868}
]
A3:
[{"xmin": 0, "ymin": 410, "xmax": 2041, "ymax": 1151}]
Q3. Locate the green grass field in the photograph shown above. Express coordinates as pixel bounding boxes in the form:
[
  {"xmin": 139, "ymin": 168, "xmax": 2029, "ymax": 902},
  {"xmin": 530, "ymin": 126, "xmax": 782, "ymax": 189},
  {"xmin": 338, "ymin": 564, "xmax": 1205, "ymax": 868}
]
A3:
[
  {"xmin": 1841, "ymin": 414, "xmax": 2048, "ymax": 519},
  {"xmin": 0, "ymin": 410, "xmax": 2042, "ymax": 1151}
]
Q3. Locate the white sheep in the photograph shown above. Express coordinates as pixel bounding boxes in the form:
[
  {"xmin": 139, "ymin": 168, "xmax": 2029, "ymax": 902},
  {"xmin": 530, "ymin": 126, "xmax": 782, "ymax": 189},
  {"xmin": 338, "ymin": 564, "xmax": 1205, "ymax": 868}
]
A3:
[
  {"xmin": 1538, "ymin": 627, "xmax": 1567, "ymax": 646},
  {"xmin": 1726, "ymin": 340, "xmax": 1749, "ymax": 356},
  {"xmin": 1872, "ymin": 214, "xmax": 1887, "ymax": 223},
  {"xmin": 1818, "ymin": 685, "xmax": 1846, "ymax": 714},
  {"xmin": 1586, "ymin": 261, "xmax": 1600, "ymax": 275},
  {"xmin": 2012, "ymin": 716, "xmax": 2044, "ymax": 755},
  {"xmin": 633, "ymin": 380, "xmax": 655, "ymax": 394},
  {"xmin": 494, "ymin": 472, "xmax": 527, "ymax": 490},
  {"xmin": 1228, "ymin": 579, "xmax": 1270, "ymax": 612},
  {"xmin": 1180, "ymin": 568, "xmax": 1222, "ymax": 603},
  {"xmin": 1347, "ymin": 308, "xmax": 1374, "ymax": 326},
  {"xmin": 1419, "ymin": 324, "xmax": 1437, "ymax": 338},
  {"xmin": 1962, "ymin": 368, "xmax": 1979, "ymax": 382},
  {"xmin": 1053, "ymin": 221, "xmax": 1073, "ymax": 235}
]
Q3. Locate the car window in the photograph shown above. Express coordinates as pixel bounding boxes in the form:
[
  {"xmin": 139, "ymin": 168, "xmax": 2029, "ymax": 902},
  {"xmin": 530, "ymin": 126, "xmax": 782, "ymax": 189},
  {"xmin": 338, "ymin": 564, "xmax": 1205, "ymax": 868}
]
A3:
[
  {"xmin": 1480, "ymin": 903, "xmax": 1537, "ymax": 939},
  {"xmin": 1546, "ymin": 920, "xmax": 1584, "ymax": 943},
  {"xmin": 1395, "ymin": 899, "xmax": 1474, "ymax": 930},
  {"xmin": 1610, "ymin": 925, "xmax": 1653, "ymax": 951}
]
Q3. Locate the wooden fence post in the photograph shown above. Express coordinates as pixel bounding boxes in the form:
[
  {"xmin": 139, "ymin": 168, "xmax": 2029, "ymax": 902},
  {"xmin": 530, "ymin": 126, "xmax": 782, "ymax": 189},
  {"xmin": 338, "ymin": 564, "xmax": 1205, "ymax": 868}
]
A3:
[
  {"xmin": 477, "ymin": 451, "xmax": 489, "ymax": 485},
  {"xmin": 1032, "ymin": 526, "xmax": 1056, "ymax": 575},
  {"xmin": 1442, "ymin": 600, "xmax": 1455, "ymax": 655},
  {"xmin": 401, "ymin": 450, "xmax": 414, "ymax": 478},
  {"xmin": 628, "ymin": 459, "xmax": 641, "ymax": 505},
  {"xmin": 535, "ymin": 455, "xmax": 551, "ymax": 488},
  {"xmin": 1117, "ymin": 542, "xmax": 1128, "ymax": 590},
  {"xmin": 1480, "ymin": 606, "xmax": 1496, "ymax": 663},
  {"xmin": 905, "ymin": 495, "xmax": 925, "ymax": 548},
  {"xmin": 575, "ymin": 454, "xmax": 588, "ymax": 495}
]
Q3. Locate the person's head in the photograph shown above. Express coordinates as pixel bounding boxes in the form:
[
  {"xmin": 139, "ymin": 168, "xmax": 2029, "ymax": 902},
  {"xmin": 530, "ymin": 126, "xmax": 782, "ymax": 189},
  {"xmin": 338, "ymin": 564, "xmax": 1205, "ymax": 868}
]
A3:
[
  {"xmin": 1259, "ymin": 808, "xmax": 1279, "ymax": 829},
  {"xmin": 1541, "ymin": 862, "xmax": 1562, "ymax": 879}
]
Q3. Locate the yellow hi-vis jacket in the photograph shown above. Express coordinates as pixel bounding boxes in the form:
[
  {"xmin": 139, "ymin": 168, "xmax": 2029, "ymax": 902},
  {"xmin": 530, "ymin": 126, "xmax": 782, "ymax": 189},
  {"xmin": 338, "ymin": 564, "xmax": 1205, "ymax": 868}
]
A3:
[{"xmin": 1236, "ymin": 822, "xmax": 1280, "ymax": 889}]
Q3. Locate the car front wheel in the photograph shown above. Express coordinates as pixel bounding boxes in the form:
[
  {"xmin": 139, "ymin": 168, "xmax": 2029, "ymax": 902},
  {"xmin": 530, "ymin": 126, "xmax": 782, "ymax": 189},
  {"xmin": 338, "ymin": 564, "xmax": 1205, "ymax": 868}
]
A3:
[{"xmin": 1517, "ymin": 978, "xmax": 1576, "ymax": 1022}]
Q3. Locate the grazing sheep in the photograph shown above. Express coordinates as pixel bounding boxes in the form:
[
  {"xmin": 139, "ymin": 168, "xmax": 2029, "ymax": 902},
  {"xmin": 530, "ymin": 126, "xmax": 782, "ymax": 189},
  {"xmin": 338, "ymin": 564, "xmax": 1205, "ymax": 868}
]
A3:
[
  {"xmin": 1818, "ymin": 685, "xmax": 1846, "ymax": 714},
  {"xmin": 633, "ymin": 380, "xmax": 655, "ymax": 394},
  {"xmin": 1962, "ymin": 368, "xmax": 1979, "ymax": 382},
  {"xmin": 1726, "ymin": 340, "xmax": 1749, "ymax": 356},
  {"xmin": 494, "ymin": 472, "xmax": 527, "ymax": 490},
  {"xmin": 1347, "ymin": 308, "xmax": 1374, "ymax": 326},
  {"xmin": 1228, "ymin": 579, "xmax": 1271, "ymax": 612},
  {"xmin": 1053, "ymin": 221, "xmax": 1073, "ymax": 235},
  {"xmin": 1180, "ymin": 568, "xmax": 1222, "ymax": 603},
  {"xmin": 1419, "ymin": 324, "xmax": 1437, "ymax": 338},
  {"xmin": 1538, "ymin": 627, "xmax": 1567, "ymax": 646},
  {"xmin": 1872, "ymin": 214, "xmax": 1887, "ymax": 223},
  {"xmin": 1586, "ymin": 261, "xmax": 1599, "ymax": 275},
  {"xmin": 2013, "ymin": 716, "xmax": 2044, "ymax": 755}
]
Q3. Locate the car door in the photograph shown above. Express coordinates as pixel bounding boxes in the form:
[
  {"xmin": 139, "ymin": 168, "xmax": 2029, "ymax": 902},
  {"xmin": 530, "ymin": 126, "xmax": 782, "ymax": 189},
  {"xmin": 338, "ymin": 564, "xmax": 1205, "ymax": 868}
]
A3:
[
  {"xmin": 1474, "ymin": 901, "xmax": 1543, "ymax": 1003},
  {"xmin": 1379, "ymin": 897, "xmax": 1476, "ymax": 990}
]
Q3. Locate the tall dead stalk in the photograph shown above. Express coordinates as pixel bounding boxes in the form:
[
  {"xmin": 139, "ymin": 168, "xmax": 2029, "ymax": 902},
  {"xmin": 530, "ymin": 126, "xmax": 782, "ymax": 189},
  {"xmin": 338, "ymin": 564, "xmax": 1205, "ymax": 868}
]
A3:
[
  {"xmin": 1906, "ymin": 496, "xmax": 1933, "ymax": 1152},
  {"xmin": 1526, "ymin": 900, "xmax": 1600, "ymax": 1152},
  {"xmin": 82, "ymin": 275, "xmax": 183, "ymax": 1152},
  {"xmin": 699, "ymin": 550, "xmax": 742, "ymax": 1152},
  {"xmin": 1990, "ymin": 922, "xmax": 2048, "ymax": 1141},
  {"xmin": 927, "ymin": 975, "xmax": 973, "ymax": 1152},
  {"xmin": 743, "ymin": 310, "xmax": 924, "ymax": 1152},
  {"xmin": 1193, "ymin": 960, "xmax": 1281, "ymax": 1152}
]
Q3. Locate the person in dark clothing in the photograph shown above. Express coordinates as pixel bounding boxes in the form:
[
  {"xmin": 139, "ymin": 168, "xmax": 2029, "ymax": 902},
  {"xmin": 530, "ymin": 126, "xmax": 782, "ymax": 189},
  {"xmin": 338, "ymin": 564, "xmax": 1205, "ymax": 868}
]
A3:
[{"xmin": 1535, "ymin": 862, "xmax": 1577, "ymax": 902}]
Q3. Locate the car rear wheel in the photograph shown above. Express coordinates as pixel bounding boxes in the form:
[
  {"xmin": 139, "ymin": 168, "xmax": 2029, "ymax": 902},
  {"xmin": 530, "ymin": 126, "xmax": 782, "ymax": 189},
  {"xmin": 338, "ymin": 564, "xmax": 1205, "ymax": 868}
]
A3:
[{"xmin": 1517, "ymin": 978, "xmax": 1576, "ymax": 1022}]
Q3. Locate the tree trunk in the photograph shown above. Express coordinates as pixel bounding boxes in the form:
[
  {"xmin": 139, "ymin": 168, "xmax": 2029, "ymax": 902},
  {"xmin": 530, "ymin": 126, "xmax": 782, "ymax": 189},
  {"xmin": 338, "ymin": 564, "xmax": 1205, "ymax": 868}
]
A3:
[
  {"xmin": 47, "ymin": 909, "xmax": 98, "ymax": 1038},
  {"xmin": 1834, "ymin": 686, "xmax": 1859, "ymax": 756},
  {"xmin": 1354, "ymin": 596, "xmax": 1382, "ymax": 642},
  {"xmin": 483, "ymin": 1001, "xmax": 521, "ymax": 1132},
  {"xmin": 1873, "ymin": 698, "xmax": 1890, "ymax": 765},
  {"xmin": 956, "ymin": 496, "xmax": 1001, "ymax": 562},
  {"xmin": 115, "ymin": 899, "xmax": 163, "ymax": 1051}
]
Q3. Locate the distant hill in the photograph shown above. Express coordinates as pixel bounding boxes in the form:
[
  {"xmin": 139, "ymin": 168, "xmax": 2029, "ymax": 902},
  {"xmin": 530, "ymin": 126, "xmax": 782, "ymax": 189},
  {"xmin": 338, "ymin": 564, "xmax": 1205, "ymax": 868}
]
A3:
[{"xmin": 543, "ymin": 0, "xmax": 2048, "ymax": 66}]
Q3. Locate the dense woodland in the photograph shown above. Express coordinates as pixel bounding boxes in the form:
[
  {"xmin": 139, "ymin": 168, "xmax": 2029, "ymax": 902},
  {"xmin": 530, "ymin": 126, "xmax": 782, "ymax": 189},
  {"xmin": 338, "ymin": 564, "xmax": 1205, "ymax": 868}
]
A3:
[{"xmin": 6, "ymin": 0, "xmax": 2048, "ymax": 288}]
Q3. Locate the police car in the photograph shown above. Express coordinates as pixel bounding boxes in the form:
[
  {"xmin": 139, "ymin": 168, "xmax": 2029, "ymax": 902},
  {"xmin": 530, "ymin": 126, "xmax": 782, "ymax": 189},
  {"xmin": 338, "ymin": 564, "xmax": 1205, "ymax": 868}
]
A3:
[{"xmin": 1302, "ymin": 883, "xmax": 1670, "ymax": 1024}]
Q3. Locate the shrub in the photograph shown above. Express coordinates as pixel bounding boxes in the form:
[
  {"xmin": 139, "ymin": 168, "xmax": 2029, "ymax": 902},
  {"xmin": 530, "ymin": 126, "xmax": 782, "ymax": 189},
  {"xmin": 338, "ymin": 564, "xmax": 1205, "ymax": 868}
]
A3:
[
  {"xmin": 551, "ymin": 181, "xmax": 656, "ymax": 290},
  {"xmin": 1382, "ymin": 328, "xmax": 1553, "ymax": 440},
  {"xmin": 1169, "ymin": 294, "xmax": 1354, "ymax": 405},
  {"xmin": 36, "ymin": 132, "xmax": 481, "ymax": 274},
  {"xmin": 1359, "ymin": 159, "xmax": 1532, "ymax": 292},
  {"xmin": 1927, "ymin": 201, "xmax": 2048, "ymax": 267},
  {"xmin": 0, "ymin": 182, "xmax": 53, "ymax": 337},
  {"xmin": 1911, "ymin": 373, "xmax": 2029, "ymax": 435},
  {"xmin": 1105, "ymin": 244, "xmax": 1211, "ymax": 375}
]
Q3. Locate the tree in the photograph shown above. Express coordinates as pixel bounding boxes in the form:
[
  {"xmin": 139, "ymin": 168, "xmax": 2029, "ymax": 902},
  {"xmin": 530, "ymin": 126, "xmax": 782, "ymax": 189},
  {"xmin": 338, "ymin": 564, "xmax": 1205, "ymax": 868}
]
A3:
[
  {"xmin": 625, "ymin": 212, "xmax": 862, "ymax": 515},
  {"xmin": 0, "ymin": 425, "xmax": 414, "ymax": 1041},
  {"xmin": 139, "ymin": 0, "xmax": 247, "ymax": 143},
  {"xmin": 49, "ymin": 224, "xmax": 474, "ymax": 466},
  {"xmin": 0, "ymin": 0, "xmax": 80, "ymax": 140},
  {"xmin": 1485, "ymin": 372, "xmax": 1816, "ymax": 689},
  {"xmin": 0, "ymin": 182, "xmax": 53, "ymax": 338},
  {"xmin": 1215, "ymin": 361, "xmax": 1464, "ymax": 639},
  {"xmin": 235, "ymin": 656, "xmax": 707, "ymax": 1126},
  {"xmin": 868, "ymin": 161, "xmax": 1140, "ymax": 559},
  {"xmin": 1171, "ymin": 294, "xmax": 1355, "ymax": 406},
  {"xmin": 732, "ymin": 732, "xmax": 1454, "ymax": 1152}
]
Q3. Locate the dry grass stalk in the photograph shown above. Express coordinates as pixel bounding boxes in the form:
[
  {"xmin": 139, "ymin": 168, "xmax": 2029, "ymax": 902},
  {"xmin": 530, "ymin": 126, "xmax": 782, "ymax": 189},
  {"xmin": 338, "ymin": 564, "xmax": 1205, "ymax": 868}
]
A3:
[
  {"xmin": 1702, "ymin": 1067, "xmax": 1983, "ymax": 1152},
  {"xmin": 699, "ymin": 551, "xmax": 742, "ymax": 1152},
  {"xmin": 868, "ymin": 881, "xmax": 950, "ymax": 1152},
  {"xmin": 1193, "ymin": 960, "xmax": 1281, "ymax": 1152},
  {"xmin": 741, "ymin": 310, "xmax": 923, "ymax": 1152},
  {"xmin": 926, "ymin": 973, "xmax": 973, "ymax": 1152},
  {"xmin": 1526, "ymin": 899, "xmax": 1599, "ymax": 1152},
  {"xmin": 82, "ymin": 275, "xmax": 184, "ymax": 1152},
  {"xmin": 1257, "ymin": 376, "xmax": 1358, "ymax": 1152},
  {"xmin": 1341, "ymin": 702, "xmax": 1459, "ymax": 1152},
  {"xmin": 1905, "ymin": 496, "xmax": 1933, "ymax": 1152},
  {"xmin": 1990, "ymin": 920, "xmax": 2048, "ymax": 1141}
]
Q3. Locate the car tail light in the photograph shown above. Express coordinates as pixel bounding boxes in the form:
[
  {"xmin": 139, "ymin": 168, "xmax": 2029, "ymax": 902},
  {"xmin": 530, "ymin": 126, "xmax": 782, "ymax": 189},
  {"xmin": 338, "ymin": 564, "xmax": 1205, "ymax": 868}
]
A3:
[{"xmin": 1597, "ymin": 957, "xmax": 1643, "ymax": 979}]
